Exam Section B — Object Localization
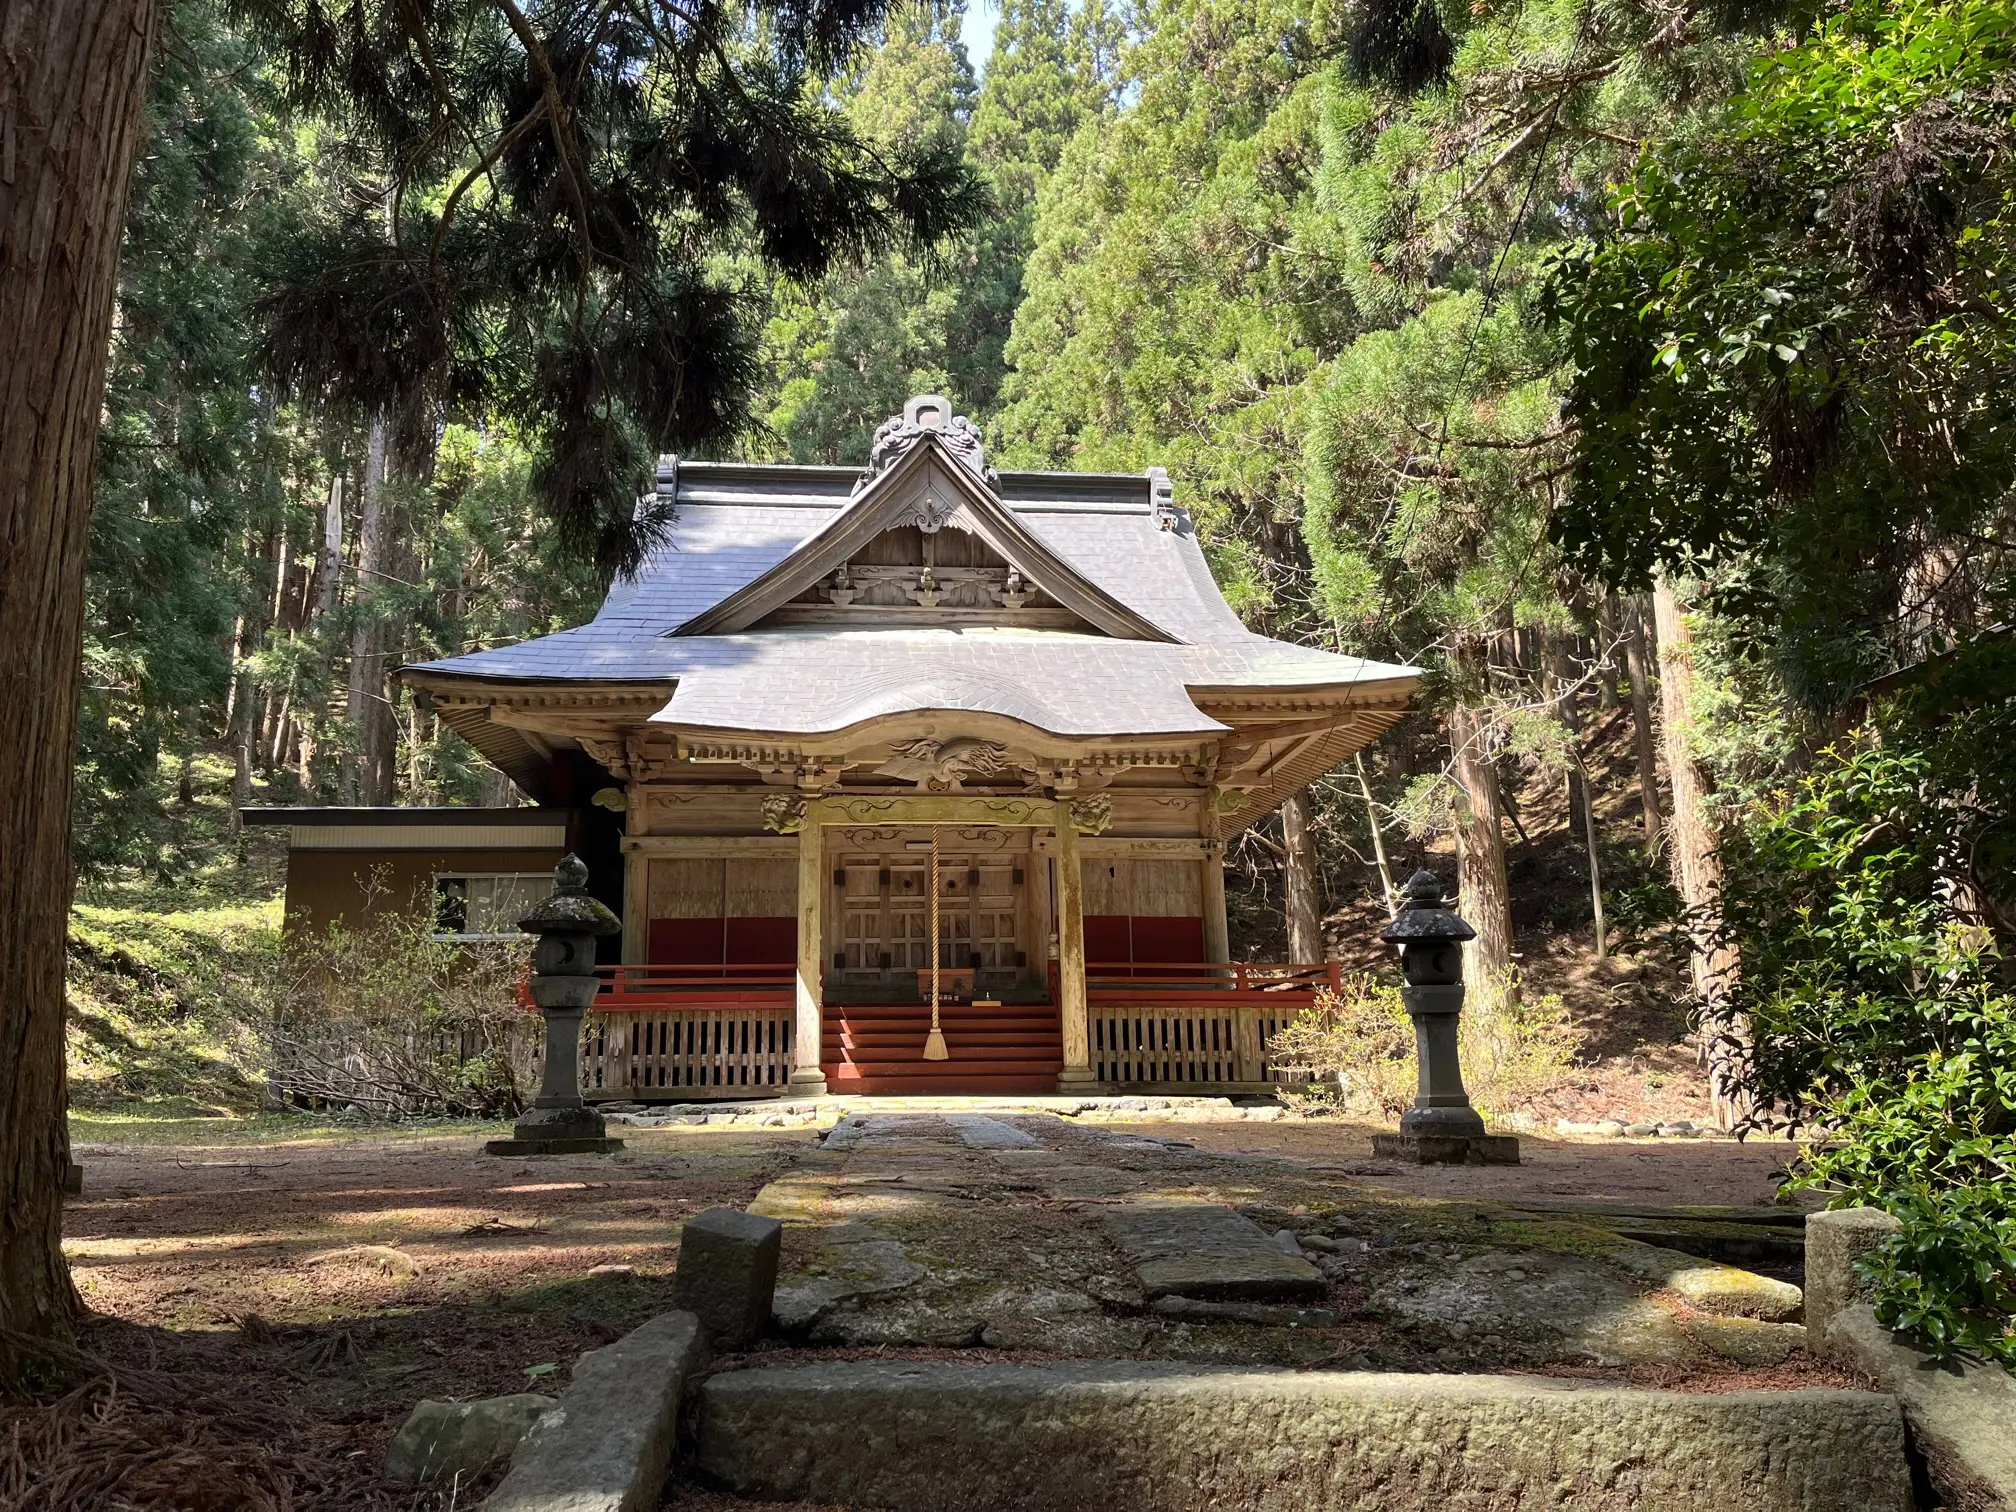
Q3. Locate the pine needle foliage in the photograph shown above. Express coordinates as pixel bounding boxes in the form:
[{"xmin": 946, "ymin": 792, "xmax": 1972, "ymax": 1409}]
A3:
[{"xmin": 237, "ymin": 0, "xmax": 990, "ymax": 577}]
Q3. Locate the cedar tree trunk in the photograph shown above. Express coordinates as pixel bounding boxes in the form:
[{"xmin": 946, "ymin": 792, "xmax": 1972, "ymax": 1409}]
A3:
[
  {"xmin": 1623, "ymin": 593, "xmax": 1664, "ymax": 853},
  {"xmin": 1281, "ymin": 789, "xmax": 1322, "ymax": 962},
  {"xmin": 1651, "ymin": 576, "xmax": 1745, "ymax": 1125},
  {"xmin": 1448, "ymin": 635, "xmax": 1516, "ymax": 1018},
  {"xmin": 0, "ymin": 0, "xmax": 160, "ymax": 1371},
  {"xmin": 346, "ymin": 417, "xmax": 390, "ymax": 804}
]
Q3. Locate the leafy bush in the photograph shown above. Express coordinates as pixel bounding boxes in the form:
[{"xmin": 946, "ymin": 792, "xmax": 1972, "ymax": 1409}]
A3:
[
  {"xmin": 1266, "ymin": 973, "xmax": 1580, "ymax": 1120},
  {"xmin": 1267, "ymin": 978, "xmax": 1417, "ymax": 1117},
  {"xmin": 242, "ymin": 910, "xmax": 536, "ymax": 1120},
  {"xmin": 1721, "ymin": 718, "xmax": 2016, "ymax": 1368}
]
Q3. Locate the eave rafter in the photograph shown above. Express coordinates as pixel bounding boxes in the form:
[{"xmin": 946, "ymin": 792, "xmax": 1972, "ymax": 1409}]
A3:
[
  {"xmin": 1193, "ymin": 686, "xmax": 1415, "ymax": 835},
  {"xmin": 400, "ymin": 672, "xmax": 677, "ymax": 794}
]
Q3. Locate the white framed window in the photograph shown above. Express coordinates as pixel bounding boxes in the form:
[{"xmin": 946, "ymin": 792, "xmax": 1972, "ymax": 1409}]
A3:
[{"xmin": 433, "ymin": 873, "xmax": 552, "ymax": 942}]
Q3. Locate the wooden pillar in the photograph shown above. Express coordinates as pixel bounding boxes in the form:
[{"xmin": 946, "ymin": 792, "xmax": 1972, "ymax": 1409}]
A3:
[
  {"xmin": 621, "ymin": 783, "xmax": 648, "ymax": 965},
  {"xmin": 1054, "ymin": 809, "xmax": 1095, "ymax": 1090},
  {"xmin": 621, "ymin": 846, "xmax": 648, "ymax": 965},
  {"xmin": 1201, "ymin": 842, "xmax": 1230, "ymax": 963},
  {"xmin": 1026, "ymin": 833, "xmax": 1052, "ymax": 993},
  {"xmin": 790, "ymin": 819, "xmax": 828, "ymax": 1096}
]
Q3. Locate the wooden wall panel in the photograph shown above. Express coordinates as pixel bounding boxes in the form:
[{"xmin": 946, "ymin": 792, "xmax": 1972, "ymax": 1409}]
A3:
[
  {"xmin": 726, "ymin": 858, "xmax": 796, "ymax": 916},
  {"xmin": 650, "ymin": 858, "xmax": 724, "ymax": 919},
  {"xmin": 643, "ymin": 788, "xmax": 773, "ymax": 835},
  {"xmin": 1083, "ymin": 859, "xmax": 1130, "ymax": 916},
  {"xmin": 1132, "ymin": 860, "xmax": 1203, "ymax": 917},
  {"xmin": 1106, "ymin": 790, "xmax": 1206, "ymax": 838}
]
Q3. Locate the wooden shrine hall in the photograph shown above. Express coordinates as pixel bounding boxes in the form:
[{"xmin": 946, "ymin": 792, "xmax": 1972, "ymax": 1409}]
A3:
[{"xmin": 401, "ymin": 397, "xmax": 1419, "ymax": 1099}]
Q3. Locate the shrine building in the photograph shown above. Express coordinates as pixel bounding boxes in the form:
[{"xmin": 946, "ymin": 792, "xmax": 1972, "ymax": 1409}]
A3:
[{"xmin": 387, "ymin": 397, "xmax": 1418, "ymax": 1100}]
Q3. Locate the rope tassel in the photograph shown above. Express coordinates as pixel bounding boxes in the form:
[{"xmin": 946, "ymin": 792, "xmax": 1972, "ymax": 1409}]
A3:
[{"xmin": 923, "ymin": 829, "xmax": 949, "ymax": 1061}]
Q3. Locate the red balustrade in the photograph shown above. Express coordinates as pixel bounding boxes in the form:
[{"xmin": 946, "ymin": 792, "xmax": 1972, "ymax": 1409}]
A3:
[
  {"xmin": 591, "ymin": 963, "xmax": 795, "ymax": 1010},
  {"xmin": 1056, "ymin": 961, "xmax": 1342, "ymax": 1008},
  {"xmin": 572, "ymin": 960, "xmax": 1337, "ymax": 1014}
]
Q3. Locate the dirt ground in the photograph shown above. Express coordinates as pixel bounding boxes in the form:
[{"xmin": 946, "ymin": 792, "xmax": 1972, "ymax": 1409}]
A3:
[
  {"xmin": 1149, "ymin": 1119, "xmax": 1815, "ymax": 1210},
  {"xmin": 6, "ymin": 1114, "xmax": 1827, "ymax": 1511}
]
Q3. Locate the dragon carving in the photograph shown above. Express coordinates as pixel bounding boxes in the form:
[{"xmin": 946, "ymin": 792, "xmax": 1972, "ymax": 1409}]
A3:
[{"xmin": 874, "ymin": 737, "xmax": 1011, "ymax": 791}]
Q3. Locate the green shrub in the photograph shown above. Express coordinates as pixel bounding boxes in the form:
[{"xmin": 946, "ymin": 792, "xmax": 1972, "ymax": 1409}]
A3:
[
  {"xmin": 246, "ymin": 911, "xmax": 535, "ymax": 1119},
  {"xmin": 1721, "ymin": 721, "xmax": 2016, "ymax": 1368},
  {"xmin": 1266, "ymin": 973, "xmax": 1580, "ymax": 1121}
]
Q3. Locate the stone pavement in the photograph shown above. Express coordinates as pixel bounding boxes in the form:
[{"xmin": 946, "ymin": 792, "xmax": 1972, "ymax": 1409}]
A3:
[{"xmin": 740, "ymin": 1112, "xmax": 1813, "ymax": 1372}]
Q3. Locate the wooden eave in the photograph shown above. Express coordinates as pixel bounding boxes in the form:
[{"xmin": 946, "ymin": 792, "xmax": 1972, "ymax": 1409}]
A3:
[
  {"xmin": 659, "ymin": 704, "xmax": 1221, "ymax": 765},
  {"xmin": 400, "ymin": 672, "xmax": 678, "ymax": 799},
  {"xmin": 670, "ymin": 441, "xmax": 1179, "ymax": 644},
  {"xmin": 1194, "ymin": 681, "xmax": 1418, "ymax": 835}
]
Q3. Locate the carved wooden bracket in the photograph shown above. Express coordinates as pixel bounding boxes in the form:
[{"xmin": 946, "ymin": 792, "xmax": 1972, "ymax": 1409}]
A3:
[
  {"xmin": 1068, "ymin": 793, "xmax": 1113, "ymax": 835},
  {"xmin": 761, "ymin": 794, "xmax": 808, "ymax": 834}
]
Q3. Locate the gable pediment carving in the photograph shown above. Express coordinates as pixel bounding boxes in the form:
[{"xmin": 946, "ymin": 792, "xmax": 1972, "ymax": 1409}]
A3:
[{"xmin": 671, "ymin": 432, "xmax": 1177, "ymax": 643}]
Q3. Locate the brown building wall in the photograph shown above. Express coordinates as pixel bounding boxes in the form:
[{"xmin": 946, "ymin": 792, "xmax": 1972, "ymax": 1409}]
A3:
[{"xmin": 284, "ymin": 848, "xmax": 567, "ymax": 935}]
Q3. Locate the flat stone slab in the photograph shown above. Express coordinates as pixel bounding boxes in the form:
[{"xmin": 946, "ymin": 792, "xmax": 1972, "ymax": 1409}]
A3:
[
  {"xmin": 487, "ymin": 1311, "xmax": 707, "ymax": 1512},
  {"xmin": 952, "ymin": 1115, "xmax": 1040, "ymax": 1149},
  {"xmin": 693, "ymin": 1361, "xmax": 1912, "ymax": 1512},
  {"xmin": 1102, "ymin": 1199, "xmax": 1325, "ymax": 1302}
]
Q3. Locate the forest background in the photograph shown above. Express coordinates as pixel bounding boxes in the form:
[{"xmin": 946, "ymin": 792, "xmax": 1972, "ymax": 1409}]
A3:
[{"xmin": 68, "ymin": 0, "xmax": 2015, "ymax": 1364}]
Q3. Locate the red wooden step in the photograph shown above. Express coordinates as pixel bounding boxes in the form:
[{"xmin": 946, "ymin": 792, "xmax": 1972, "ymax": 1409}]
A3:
[
  {"xmin": 830, "ymin": 1040, "xmax": 1064, "ymax": 1048},
  {"xmin": 829, "ymin": 1076, "xmax": 1063, "ymax": 1095},
  {"xmin": 824, "ymin": 1056, "xmax": 1063, "ymax": 1073}
]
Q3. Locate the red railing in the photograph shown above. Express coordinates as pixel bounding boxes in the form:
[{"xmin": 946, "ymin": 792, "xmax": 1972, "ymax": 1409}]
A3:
[
  {"xmin": 1065, "ymin": 961, "xmax": 1343, "ymax": 1007},
  {"xmin": 592, "ymin": 963, "xmax": 795, "ymax": 1011}
]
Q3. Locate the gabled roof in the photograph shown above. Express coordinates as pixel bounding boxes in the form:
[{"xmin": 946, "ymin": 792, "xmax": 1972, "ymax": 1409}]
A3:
[
  {"xmin": 403, "ymin": 400, "xmax": 1422, "ymax": 757},
  {"xmin": 674, "ymin": 438, "xmax": 1176, "ymax": 643}
]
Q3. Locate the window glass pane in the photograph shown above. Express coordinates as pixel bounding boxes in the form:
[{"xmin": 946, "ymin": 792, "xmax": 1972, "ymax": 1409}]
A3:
[
  {"xmin": 435, "ymin": 874, "xmax": 547, "ymax": 937},
  {"xmin": 435, "ymin": 877, "xmax": 469, "ymax": 936}
]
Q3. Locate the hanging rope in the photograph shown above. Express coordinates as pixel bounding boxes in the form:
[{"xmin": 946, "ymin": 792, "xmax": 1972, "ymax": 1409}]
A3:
[{"xmin": 923, "ymin": 828, "xmax": 949, "ymax": 1060}]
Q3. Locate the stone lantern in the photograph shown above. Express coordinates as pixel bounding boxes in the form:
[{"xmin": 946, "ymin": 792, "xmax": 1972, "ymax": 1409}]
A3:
[
  {"xmin": 485, "ymin": 854, "xmax": 625, "ymax": 1156},
  {"xmin": 1370, "ymin": 870, "xmax": 1520, "ymax": 1166}
]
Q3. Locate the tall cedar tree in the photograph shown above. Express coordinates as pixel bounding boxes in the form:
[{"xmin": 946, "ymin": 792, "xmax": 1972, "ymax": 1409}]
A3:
[
  {"xmin": 1, "ymin": 0, "xmax": 162, "ymax": 1371},
  {"xmin": 250, "ymin": 0, "xmax": 988, "ymax": 579}
]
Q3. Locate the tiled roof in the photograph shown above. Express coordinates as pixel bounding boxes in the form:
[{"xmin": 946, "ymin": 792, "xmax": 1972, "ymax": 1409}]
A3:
[{"xmin": 407, "ymin": 456, "xmax": 1418, "ymax": 739}]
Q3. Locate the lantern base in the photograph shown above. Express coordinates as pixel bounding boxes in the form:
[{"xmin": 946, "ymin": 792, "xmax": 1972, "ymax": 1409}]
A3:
[
  {"xmin": 486, "ymin": 1103, "xmax": 622, "ymax": 1156},
  {"xmin": 485, "ymin": 1136, "xmax": 627, "ymax": 1156},
  {"xmin": 1372, "ymin": 1132, "xmax": 1521, "ymax": 1166}
]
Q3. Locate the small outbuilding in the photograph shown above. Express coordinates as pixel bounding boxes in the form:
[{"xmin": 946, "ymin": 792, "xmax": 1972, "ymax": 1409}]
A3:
[{"xmin": 241, "ymin": 805, "xmax": 580, "ymax": 942}]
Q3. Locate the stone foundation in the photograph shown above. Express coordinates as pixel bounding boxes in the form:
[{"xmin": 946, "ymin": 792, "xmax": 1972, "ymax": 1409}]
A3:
[{"xmin": 694, "ymin": 1361, "xmax": 1910, "ymax": 1512}]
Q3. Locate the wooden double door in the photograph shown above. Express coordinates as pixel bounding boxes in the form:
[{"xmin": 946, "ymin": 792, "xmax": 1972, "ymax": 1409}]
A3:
[{"xmin": 828, "ymin": 826, "xmax": 1037, "ymax": 1003}]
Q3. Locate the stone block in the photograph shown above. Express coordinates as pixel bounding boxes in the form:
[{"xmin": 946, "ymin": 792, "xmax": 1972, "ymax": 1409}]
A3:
[
  {"xmin": 1373, "ymin": 1132, "xmax": 1522, "ymax": 1165},
  {"xmin": 1805, "ymin": 1208, "xmax": 1901, "ymax": 1343},
  {"xmin": 673, "ymin": 1206, "xmax": 783, "ymax": 1350},
  {"xmin": 693, "ymin": 1361, "xmax": 1912, "ymax": 1512},
  {"xmin": 1827, "ymin": 1303, "xmax": 2016, "ymax": 1511},
  {"xmin": 1681, "ymin": 1316, "xmax": 1808, "ymax": 1366},
  {"xmin": 485, "ymin": 1311, "xmax": 709, "ymax": 1512},
  {"xmin": 487, "ymin": 1103, "xmax": 624, "ymax": 1156},
  {"xmin": 383, "ymin": 1393, "xmax": 553, "ymax": 1485},
  {"xmin": 483, "ymin": 1136, "xmax": 626, "ymax": 1155},
  {"xmin": 1605, "ymin": 1239, "xmax": 1804, "ymax": 1322},
  {"xmin": 1102, "ymin": 1200, "xmax": 1325, "ymax": 1302}
]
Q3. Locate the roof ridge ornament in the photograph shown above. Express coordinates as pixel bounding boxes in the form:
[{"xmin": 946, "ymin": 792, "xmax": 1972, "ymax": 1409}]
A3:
[
  {"xmin": 854, "ymin": 394, "xmax": 996, "ymax": 496},
  {"xmin": 1148, "ymin": 466, "xmax": 1181, "ymax": 532}
]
